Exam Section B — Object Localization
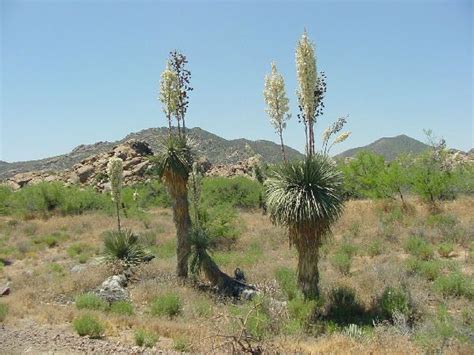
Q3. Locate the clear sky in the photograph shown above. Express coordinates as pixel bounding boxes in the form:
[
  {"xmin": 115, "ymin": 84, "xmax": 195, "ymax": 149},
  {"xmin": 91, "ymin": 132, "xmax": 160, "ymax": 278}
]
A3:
[{"xmin": 1, "ymin": 0, "xmax": 472, "ymax": 162}]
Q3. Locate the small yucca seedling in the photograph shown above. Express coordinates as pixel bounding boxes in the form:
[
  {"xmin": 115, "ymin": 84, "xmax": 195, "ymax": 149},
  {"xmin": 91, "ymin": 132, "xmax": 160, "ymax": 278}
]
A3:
[{"xmin": 103, "ymin": 229, "xmax": 150, "ymax": 267}]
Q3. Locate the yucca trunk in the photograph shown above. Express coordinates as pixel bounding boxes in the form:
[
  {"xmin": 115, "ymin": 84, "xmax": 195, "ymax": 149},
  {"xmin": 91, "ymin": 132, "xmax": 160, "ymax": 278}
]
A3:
[
  {"xmin": 200, "ymin": 252, "xmax": 251, "ymax": 297},
  {"xmin": 291, "ymin": 225, "xmax": 321, "ymax": 300},
  {"xmin": 165, "ymin": 173, "xmax": 191, "ymax": 278}
]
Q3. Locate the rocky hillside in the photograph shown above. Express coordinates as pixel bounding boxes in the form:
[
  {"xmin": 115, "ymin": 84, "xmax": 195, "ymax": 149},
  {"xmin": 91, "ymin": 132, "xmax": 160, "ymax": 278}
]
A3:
[
  {"xmin": 0, "ymin": 127, "xmax": 303, "ymax": 180},
  {"xmin": 336, "ymin": 134, "xmax": 430, "ymax": 161}
]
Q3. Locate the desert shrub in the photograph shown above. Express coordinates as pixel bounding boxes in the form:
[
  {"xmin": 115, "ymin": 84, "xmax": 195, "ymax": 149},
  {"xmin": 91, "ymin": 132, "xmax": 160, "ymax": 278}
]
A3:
[
  {"xmin": 287, "ymin": 297, "xmax": 318, "ymax": 327},
  {"xmin": 4, "ymin": 182, "xmax": 111, "ymax": 218},
  {"xmin": 110, "ymin": 300, "xmax": 134, "ymax": 316},
  {"xmin": 367, "ymin": 239, "xmax": 383, "ymax": 257},
  {"xmin": 67, "ymin": 242, "xmax": 95, "ymax": 263},
  {"xmin": 33, "ymin": 232, "xmax": 67, "ymax": 248},
  {"xmin": 150, "ymin": 293, "xmax": 182, "ymax": 318},
  {"xmin": 192, "ymin": 298, "xmax": 213, "ymax": 318},
  {"xmin": 378, "ymin": 286, "xmax": 412, "ymax": 320},
  {"xmin": 229, "ymin": 296, "xmax": 272, "ymax": 340},
  {"xmin": 72, "ymin": 314, "xmax": 104, "ymax": 338},
  {"xmin": 338, "ymin": 242, "xmax": 358, "ymax": 257},
  {"xmin": 433, "ymin": 272, "xmax": 474, "ymax": 299},
  {"xmin": 0, "ymin": 303, "xmax": 8, "ymax": 322},
  {"xmin": 325, "ymin": 286, "xmax": 367, "ymax": 325},
  {"xmin": 275, "ymin": 267, "xmax": 298, "ymax": 301},
  {"xmin": 134, "ymin": 329, "xmax": 158, "ymax": 347},
  {"xmin": 201, "ymin": 176, "xmax": 262, "ymax": 208},
  {"xmin": 48, "ymin": 262, "xmax": 65, "ymax": 275},
  {"xmin": 0, "ymin": 186, "xmax": 13, "ymax": 215},
  {"xmin": 404, "ymin": 236, "xmax": 434, "ymax": 260},
  {"xmin": 331, "ymin": 251, "xmax": 352, "ymax": 275},
  {"xmin": 199, "ymin": 204, "xmax": 241, "ymax": 249},
  {"xmin": 173, "ymin": 336, "xmax": 191, "ymax": 352},
  {"xmin": 103, "ymin": 229, "xmax": 149, "ymax": 267},
  {"xmin": 437, "ymin": 242, "xmax": 454, "ymax": 258},
  {"xmin": 122, "ymin": 180, "xmax": 171, "ymax": 210},
  {"xmin": 75, "ymin": 293, "xmax": 109, "ymax": 311},
  {"xmin": 405, "ymin": 258, "xmax": 442, "ymax": 281}
]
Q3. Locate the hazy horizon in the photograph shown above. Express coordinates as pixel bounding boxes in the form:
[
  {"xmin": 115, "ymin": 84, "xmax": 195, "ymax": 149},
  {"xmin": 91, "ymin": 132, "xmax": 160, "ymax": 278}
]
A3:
[{"xmin": 1, "ymin": 0, "xmax": 472, "ymax": 162}]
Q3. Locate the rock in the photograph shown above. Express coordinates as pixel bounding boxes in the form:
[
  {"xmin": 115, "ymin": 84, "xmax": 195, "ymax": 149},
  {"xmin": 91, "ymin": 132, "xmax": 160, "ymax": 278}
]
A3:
[
  {"xmin": 241, "ymin": 288, "xmax": 258, "ymax": 300},
  {"xmin": 75, "ymin": 165, "xmax": 94, "ymax": 183},
  {"xmin": 96, "ymin": 274, "xmax": 128, "ymax": 302},
  {"xmin": 0, "ymin": 285, "xmax": 10, "ymax": 297},
  {"xmin": 70, "ymin": 264, "xmax": 87, "ymax": 273}
]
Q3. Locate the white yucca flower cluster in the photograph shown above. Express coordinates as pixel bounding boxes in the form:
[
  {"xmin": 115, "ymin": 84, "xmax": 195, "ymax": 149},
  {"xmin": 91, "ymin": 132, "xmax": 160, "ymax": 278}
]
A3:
[
  {"xmin": 295, "ymin": 30, "xmax": 317, "ymax": 123},
  {"xmin": 107, "ymin": 157, "xmax": 123, "ymax": 203},
  {"xmin": 334, "ymin": 131, "xmax": 351, "ymax": 144},
  {"xmin": 159, "ymin": 63, "xmax": 180, "ymax": 120},
  {"xmin": 263, "ymin": 62, "xmax": 291, "ymax": 132}
]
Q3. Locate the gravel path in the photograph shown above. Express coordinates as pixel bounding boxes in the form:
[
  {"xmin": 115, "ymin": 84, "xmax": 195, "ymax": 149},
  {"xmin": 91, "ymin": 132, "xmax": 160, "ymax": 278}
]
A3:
[{"xmin": 0, "ymin": 323, "xmax": 163, "ymax": 354}]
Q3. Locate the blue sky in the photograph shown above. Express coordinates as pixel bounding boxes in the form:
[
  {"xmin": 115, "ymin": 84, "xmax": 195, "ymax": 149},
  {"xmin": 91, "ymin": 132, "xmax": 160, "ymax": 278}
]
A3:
[{"xmin": 1, "ymin": 0, "xmax": 472, "ymax": 162}]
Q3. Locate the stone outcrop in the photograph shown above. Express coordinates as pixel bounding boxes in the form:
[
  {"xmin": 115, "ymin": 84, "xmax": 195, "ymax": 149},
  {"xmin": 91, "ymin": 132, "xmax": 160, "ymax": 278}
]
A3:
[{"xmin": 5, "ymin": 139, "xmax": 154, "ymax": 190}]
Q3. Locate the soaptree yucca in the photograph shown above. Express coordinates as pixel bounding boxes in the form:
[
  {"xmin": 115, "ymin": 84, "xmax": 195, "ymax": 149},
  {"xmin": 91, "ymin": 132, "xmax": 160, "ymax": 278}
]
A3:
[
  {"xmin": 265, "ymin": 149, "xmax": 344, "ymax": 299},
  {"xmin": 153, "ymin": 135, "xmax": 193, "ymax": 277}
]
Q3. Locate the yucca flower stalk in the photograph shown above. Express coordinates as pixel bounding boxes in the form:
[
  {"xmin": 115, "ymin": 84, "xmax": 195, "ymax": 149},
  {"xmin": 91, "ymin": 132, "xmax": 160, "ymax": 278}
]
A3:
[
  {"xmin": 159, "ymin": 62, "xmax": 180, "ymax": 134},
  {"xmin": 107, "ymin": 157, "xmax": 123, "ymax": 232},
  {"xmin": 264, "ymin": 62, "xmax": 291, "ymax": 161},
  {"xmin": 296, "ymin": 30, "xmax": 317, "ymax": 156}
]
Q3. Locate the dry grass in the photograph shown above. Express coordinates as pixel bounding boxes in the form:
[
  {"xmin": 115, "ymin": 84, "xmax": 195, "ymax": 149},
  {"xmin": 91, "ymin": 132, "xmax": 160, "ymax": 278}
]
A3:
[{"xmin": 0, "ymin": 198, "xmax": 473, "ymax": 353}]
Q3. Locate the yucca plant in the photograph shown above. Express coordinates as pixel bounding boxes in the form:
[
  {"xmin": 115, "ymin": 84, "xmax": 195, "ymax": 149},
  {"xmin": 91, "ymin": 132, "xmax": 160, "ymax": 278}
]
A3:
[
  {"xmin": 265, "ymin": 155, "xmax": 344, "ymax": 299},
  {"xmin": 152, "ymin": 135, "xmax": 193, "ymax": 278},
  {"xmin": 103, "ymin": 229, "xmax": 150, "ymax": 267}
]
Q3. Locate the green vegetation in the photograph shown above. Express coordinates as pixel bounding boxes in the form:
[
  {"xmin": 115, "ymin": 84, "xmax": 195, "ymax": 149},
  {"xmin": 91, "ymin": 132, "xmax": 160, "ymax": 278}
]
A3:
[
  {"xmin": 150, "ymin": 293, "xmax": 182, "ymax": 318},
  {"xmin": 72, "ymin": 314, "xmax": 104, "ymax": 338},
  {"xmin": 404, "ymin": 236, "xmax": 434, "ymax": 260},
  {"xmin": 103, "ymin": 229, "xmax": 150, "ymax": 267},
  {"xmin": 201, "ymin": 176, "xmax": 262, "ymax": 209},
  {"xmin": 0, "ymin": 303, "xmax": 8, "ymax": 322},
  {"xmin": 110, "ymin": 301, "xmax": 134, "ymax": 316},
  {"xmin": 378, "ymin": 286, "xmax": 412, "ymax": 319},
  {"xmin": 75, "ymin": 293, "xmax": 109, "ymax": 311},
  {"xmin": 433, "ymin": 272, "xmax": 474, "ymax": 299},
  {"xmin": 134, "ymin": 329, "xmax": 158, "ymax": 347}
]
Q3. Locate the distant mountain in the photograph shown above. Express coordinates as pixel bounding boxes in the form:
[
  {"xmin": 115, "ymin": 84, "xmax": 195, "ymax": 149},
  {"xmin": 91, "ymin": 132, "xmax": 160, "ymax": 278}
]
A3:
[
  {"xmin": 0, "ymin": 127, "xmax": 303, "ymax": 180},
  {"xmin": 336, "ymin": 134, "xmax": 430, "ymax": 161}
]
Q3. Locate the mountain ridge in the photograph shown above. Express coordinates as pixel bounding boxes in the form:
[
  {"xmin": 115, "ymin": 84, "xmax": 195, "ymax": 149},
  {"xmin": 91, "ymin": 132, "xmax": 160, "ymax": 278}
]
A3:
[
  {"xmin": 336, "ymin": 134, "xmax": 431, "ymax": 161},
  {"xmin": 0, "ymin": 127, "xmax": 303, "ymax": 180}
]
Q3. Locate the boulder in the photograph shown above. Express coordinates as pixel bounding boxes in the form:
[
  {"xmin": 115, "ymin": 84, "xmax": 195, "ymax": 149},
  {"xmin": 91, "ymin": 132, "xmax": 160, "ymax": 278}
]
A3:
[
  {"xmin": 75, "ymin": 165, "xmax": 94, "ymax": 183},
  {"xmin": 96, "ymin": 274, "xmax": 128, "ymax": 302}
]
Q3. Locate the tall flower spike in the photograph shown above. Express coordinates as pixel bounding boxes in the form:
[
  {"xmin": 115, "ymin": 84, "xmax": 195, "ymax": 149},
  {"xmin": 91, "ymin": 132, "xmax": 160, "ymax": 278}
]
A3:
[{"xmin": 107, "ymin": 157, "xmax": 123, "ymax": 204}]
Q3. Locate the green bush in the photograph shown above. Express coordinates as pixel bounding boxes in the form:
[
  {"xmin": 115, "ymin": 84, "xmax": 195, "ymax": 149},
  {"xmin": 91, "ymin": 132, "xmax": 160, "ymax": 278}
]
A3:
[
  {"xmin": 173, "ymin": 336, "xmax": 191, "ymax": 352},
  {"xmin": 134, "ymin": 329, "xmax": 158, "ymax": 348},
  {"xmin": 406, "ymin": 258, "xmax": 442, "ymax": 281},
  {"xmin": 199, "ymin": 204, "xmax": 241, "ymax": 248},
  {"xmin": 72, "ymin": 314, "xmax": 104, "ymax": 338},
  {"xmin": 201, "ymin": 176, "xmax": 262, "ymax": 208},
  {"xmin": 4, "ymin": 182, "xmax": 111, "ymax": 218},
  {"xmin": 0, "ymin": 186, "xmax": 13, "ymax": 215},
  {"xmin": 433, "ymin": 272, "xmax": 474, "ymax": 299},
  {"xmin": 229, "ymin": 296, "xmax": 272, "ymax": 340},
  {"xmin": 287, "ymin": 297, "xmax": 317, "ymax": 326},
  {"xmin": 378, "ymin": 286, "xmax": 412, "ymax": 319},
  {"xmin": 404, "ymin": 236, "xmax": 434, "ymax": 260},
  {"xmin": 122, "ymin": 180, "xmax": 171, "ymax": 212},
  {"xmin": 33, "ymin": 233, "xmax": 63, "ymax": 248},
  {"xmin": 367, "ymin": 239, "xmax": 383, "ymax": 257},
  {"xmin": 75, "ymin": 293, "xmax": 109, "ymax": 311},
  {"xmin": 48, "ymin": 262, "xmax": 65, "ymax": 275},
  {"xmin": 331, "ymin": 251, "xmax": 352, "ymax": 275},
  {"xmin": 275, "ymin": 267, "xmax": 298, "ymax": 301},
  {"xmin": 67, "ymin": 242, "xmax": 95, "ymax": 263},
  {"xmin": 437, "ymin": 242, "xmax": 454, "ymax": 258},
  {"xmin": 325, "ymin": 286, "xmax": 366, "ymax": 325},
  {"xmin": 110, "ymin": 300, "xmax": 134, "ymax": 316},
  {"xmin": 150, "ymin": 293, "xmax": 182, "ymax": 318},
  {"xmin": 0, "ymin": 303, "xmax": 8, "ymax": 322}
]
